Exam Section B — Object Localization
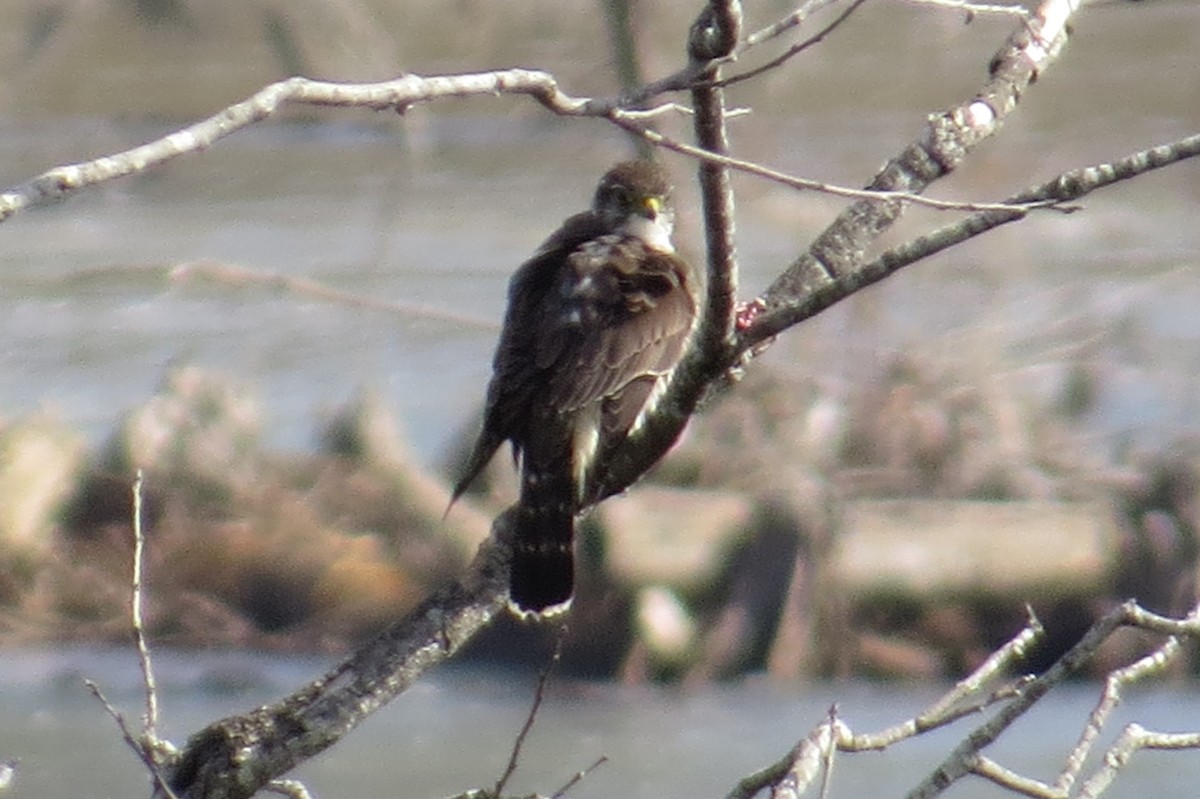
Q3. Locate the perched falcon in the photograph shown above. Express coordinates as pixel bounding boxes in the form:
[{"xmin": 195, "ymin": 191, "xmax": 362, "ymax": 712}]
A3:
[{"xmin": 451, "ymin": 160, "xmax": 700, "ymax": 614}]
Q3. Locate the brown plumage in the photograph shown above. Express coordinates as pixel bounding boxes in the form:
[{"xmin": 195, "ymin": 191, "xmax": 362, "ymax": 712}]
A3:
[{"xmin": 451, "ymin": 160, "xmax": 699, "ymax": 614}]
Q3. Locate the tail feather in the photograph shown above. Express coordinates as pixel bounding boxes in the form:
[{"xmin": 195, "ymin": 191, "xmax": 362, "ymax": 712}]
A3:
[
  {"xmin": 509, "ymin": 505, "xmax": 574, "ymax": 614},
  {"xmin": 447, "ymin": 430, "xmax": 505, "ymax": 516}
]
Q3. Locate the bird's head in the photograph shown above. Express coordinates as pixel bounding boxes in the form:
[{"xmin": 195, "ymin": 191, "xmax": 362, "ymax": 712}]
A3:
[{"xmin": 592, "ymin": 160, "xmax": 676, "ymax": 253}]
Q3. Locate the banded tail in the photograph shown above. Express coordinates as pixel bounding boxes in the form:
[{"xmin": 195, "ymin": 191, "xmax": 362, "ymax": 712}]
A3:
[{"xmin": 509, "ymin": 504, "xmax": 574, "ymax": 614}]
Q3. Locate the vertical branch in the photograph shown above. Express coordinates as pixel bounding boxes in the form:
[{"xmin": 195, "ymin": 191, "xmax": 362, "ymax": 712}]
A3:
[
  {"xmin": 131, "ymin": 469, "xmax": 161, "ymax": 738},
  {"xmin": 687, "ymin": 0, "xmax": 743, "ymax": 362},
  {"xmin": 586, "ymin": 0, "xmax": 745, "ymax": 505}
]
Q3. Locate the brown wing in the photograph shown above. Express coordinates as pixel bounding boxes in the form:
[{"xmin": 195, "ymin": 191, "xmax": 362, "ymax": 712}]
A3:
[
  {"xmin": 450, "ymin": 211, "xmax": 605, "ymax": 501},
  {"xmin": 540, "ymin": 235, "xmax": 698, "ymax": 419}
]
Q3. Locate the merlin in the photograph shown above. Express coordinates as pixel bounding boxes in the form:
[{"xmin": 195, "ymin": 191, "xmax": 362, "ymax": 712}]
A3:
[{"xmin": 451, "ymin": 160, "xmax": 700, "ymax": 614}]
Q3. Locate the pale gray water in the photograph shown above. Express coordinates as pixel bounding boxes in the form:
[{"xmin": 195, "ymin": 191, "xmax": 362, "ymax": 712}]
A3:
[
  {"xmin": 0, "ymin": 648, "xmax": 1197, "ymax": 798},
  {"xmin": 0, "ymin": 1, "xmax": 1198, "ymax": 464}
]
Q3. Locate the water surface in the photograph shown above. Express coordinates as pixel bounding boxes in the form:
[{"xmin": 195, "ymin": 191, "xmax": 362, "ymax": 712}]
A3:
[
  {"xmin": 1, "ymin": 648, "xmax": 1197, "ymax": 798},
  {"xmin": 1, "ymin": 2, "xmax": 1197, "ymax": 464}
]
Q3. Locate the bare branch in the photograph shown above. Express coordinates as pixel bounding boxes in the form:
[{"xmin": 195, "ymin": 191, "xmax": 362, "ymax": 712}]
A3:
[
  {"xmin": 726, "ymin": 714, "xmax": 847, "ymax": 799},
  {"xmin": 906, "ymin": 600, "xmax": 1199, "ymax": 799},
  {"xmin": 83, "ymin": 473, "xmax": 183, "ymax": 799},
  {"xmin": 131, "ymin": 470, "xmax": 160, "ymax": 739},
  {"xmin": 717, "ymin": 0, "xmax": 871, "ymax": 89},
  {"xmin": 1079, "ymin": 725, "xmax": 1200, "ymax": 799},
  {"xmin": 164, "ymin": 515, "xmax": 513, "ymax": 799},
  {"xmin": 688, "ymin": 0, "xmax": 743, "ymax": 358},
  {"xmin": 848, "ymin": 612, "xmax": 1043, "ymax": 750},
  {"xmin": 738, "ymin": 1, "xmax": 1200, "ymax": 348},
  {"xmin": 735, "ymin": 131, "xmax": 1199, "ymax": 345},
  {"xmin": 730, "ymin": 627, "xmax": 1038, "ymax": 799},
  {"xmin": 172, "ymin": 260, "xmax": 498, "ymax": 330},
  {"xmin": 753, "ymin": 0, "xmax": 1077, "ymax": 331},
  {"xmin": 1055, "ymin": 634, "xmax": 1186, "ymax": 795},
  {"xmin": 85, "ymin": 680, "xmax": 180, "ymax": 799},
  {"xmin": 744, "ymin": 0, "xmax": 848, "ymax": 47},
  {"xmin": 0, "ymin": 70, "xmax": 596, "ymax": 223},
  {"xmin": 493, "ymin": 631, "xmax": 565, "ymax": 797},
  {"xmin": 551, "ymin": 755, "xmax": 609, "ymax": 798},
  {"xmin": 733, "ymin": 600, "xmax": 1200, "ymax": 799},
  {"xmin": 612, "ymin": 116, "xmax": 1061, "ymax": 214},
  {"xmin": 971, "ymin": 757, "xmax": 1059, "ymax": 798},
  {"xmin": 900, "ymin": 0, "xmax": 1033, "ymax": 22}
]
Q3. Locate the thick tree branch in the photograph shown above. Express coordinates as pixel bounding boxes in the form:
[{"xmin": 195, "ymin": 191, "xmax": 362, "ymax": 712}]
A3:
[
  {"xmin": 742, "ymin": 132, "xmax": 1200, "ymax": 346},
  {"xmin": 746, "ymin": 0, "xmax": 1079, "ymax": 342},
  {"xmin": 591, "ymin": 0, "xmax": 1082, "ymax": 503},
  {"xmin": 732, "ymin": 601, "xmax": 1200, "ymax": 798},
  {"xmin": 583, "ymin": 1, "xmax": 744, "ymax": 506},
  {"xmin": 907, "ymin": 600, "xmax": 1200, "ymax": 799},
  {"xmin": 688, "ymin": 0, "xmax": 742, "ymax": 379},
  {"xmin": 0, "ymin": 70, "xmax": 597, "ymax": 222},
  {"xmin": 162, "ymin": 515, "xmax": 513, "ymax": 799}
]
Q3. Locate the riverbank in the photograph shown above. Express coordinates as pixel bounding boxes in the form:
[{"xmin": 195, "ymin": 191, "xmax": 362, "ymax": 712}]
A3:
[{"xmin": 2, "ymin": 352, "xmax": 1195, "ymax": 682}]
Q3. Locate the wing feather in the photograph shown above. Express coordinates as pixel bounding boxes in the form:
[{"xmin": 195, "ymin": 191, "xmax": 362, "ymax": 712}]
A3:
[{"xmin": 546, "ymin": 237, "xmax": 697, "ymax": 414}]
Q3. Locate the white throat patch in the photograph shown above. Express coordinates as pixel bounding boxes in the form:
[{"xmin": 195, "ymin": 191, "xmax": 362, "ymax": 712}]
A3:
[{"xmin": 620, "ymin": 214, "xmax": 675, "ymax": 254}]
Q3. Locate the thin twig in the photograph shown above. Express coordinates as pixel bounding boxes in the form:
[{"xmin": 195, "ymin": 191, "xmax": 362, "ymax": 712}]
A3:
[
  {"xmin": 84, "ymin": 681, "xmax": 181, "ymax": 799},
  {"xmin": 610, "ymin": 115, "xmax": 1061, "ymax": 213},
  {"xmin": 735, "ymin": 600, "xmax": 1200, "ymax": 799},
  {"xmin": 918, "ymin": 606, "xmax": 1042, "ymax": 723},
  {"xmin": 900, "ymin": 0, "xmax": 1033, "ymax": 22},
  {"xmin": 552, "ymin": 755, "xmax": 609, "ymax": 798},
  {"xmin": 717, "ymin": 0, "xmax": 871, "ymax": 89},
  {"xmin": 744, "ymin": 0, "xmax": 847, "ymax": 47},
  {"xmin": 971, "ymin": 756, "xmax": 1058, "ymax": 797},
  {"xmin": 493, "ymin": 627, "xmax": 566, "ymax": 797},
  {"xmin": 729, "ymin": 713, "xmax": 846, "ymax": 799},
  {"xmin": 817, "ymin": 706, "xmax": 838, "ymax": 799},
  {"xmin": 740, "ymin": 132, "xmax": 1200, "ymax": 347},
  {"xmin": 171, "ymin": 260, "xmax": 498, "ymax": 330},
  {"xmin": 847, "ymin": 612, "xmax": 1042, "ymax": 750},
  {"xmin": 263, "ymin": 780, "xmax": 315, "ymax": 799},
  {"xmin": 1054, "ymin": 635, "xmax": 1184, "ymax": 795},
  {"xmin": 906, "ymin": 600, "xmax": 1200, "ymax": 799},
  {"xmin": 131, "ymin": 469, "xmax": 160, "ymax": 738},
  {"xmin": 1078, "ymin": 724, "xmax": 1200, "ymax": 799}
]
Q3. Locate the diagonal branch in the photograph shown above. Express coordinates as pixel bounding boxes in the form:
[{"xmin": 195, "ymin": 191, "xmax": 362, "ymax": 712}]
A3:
[
  {"xmin": 906, "ymin": 600, "xmax": 1199, "ymax": 799},
  {"xmin": 0, "ymin": 70, "xmax": 590, "ymax": 222},
  {"xmin": 584, "ymin": 0, "xmax": 743, "ymax": 506},
  {"xmin": 163, "ymin": 515, "xmax": 513, "ymax": 799},
  {"xmin": 748, "ymin": 0, "xmax": 1077, "ymax": 340},
  {"xmin": 741, "ymin": 131, "xmax": 1200, "ymax": 346},
  {"xmin": 717, "ymin": 0, "xmax": 870, "ymax": 89},
  {"xmin": 591, "ymin": 0, "xmax": 1081, "ymax": 504},
  {"xmin": 606, "ymin": 117, "xmax": 1064, "ymax": 213}
]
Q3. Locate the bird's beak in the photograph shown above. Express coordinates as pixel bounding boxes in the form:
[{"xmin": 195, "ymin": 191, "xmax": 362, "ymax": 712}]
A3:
[{"xmin": 642, "ymin": 196, "xmax": 662, "ymax": 219}]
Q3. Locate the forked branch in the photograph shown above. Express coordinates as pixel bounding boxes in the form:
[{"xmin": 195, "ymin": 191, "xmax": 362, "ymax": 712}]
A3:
[{"xmin": 731, "ymin": 601, "xmax": 1200, "ymax": 799}]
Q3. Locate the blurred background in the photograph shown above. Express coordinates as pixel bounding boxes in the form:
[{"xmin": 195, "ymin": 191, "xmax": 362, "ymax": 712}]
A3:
[{"xmin": 0, "ymin": 0, "xmax": 1198, "ymax": 794}]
